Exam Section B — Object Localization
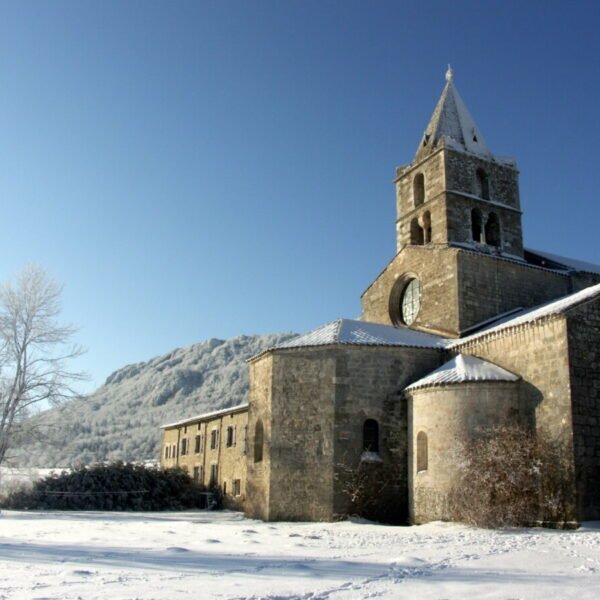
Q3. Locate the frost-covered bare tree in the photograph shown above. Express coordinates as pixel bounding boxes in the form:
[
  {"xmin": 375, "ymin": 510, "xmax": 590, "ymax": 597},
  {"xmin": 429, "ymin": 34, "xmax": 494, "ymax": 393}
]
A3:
[{"xmin": 0, "ymin": 265, "xmax": 84, "ymax": 466}]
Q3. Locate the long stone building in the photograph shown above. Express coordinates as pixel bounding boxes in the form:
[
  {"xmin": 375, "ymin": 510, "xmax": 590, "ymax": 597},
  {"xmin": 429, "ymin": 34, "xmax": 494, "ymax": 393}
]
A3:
[{"xmin": 161, "ymin": 69, "xmax": 600, "ymax": 524}]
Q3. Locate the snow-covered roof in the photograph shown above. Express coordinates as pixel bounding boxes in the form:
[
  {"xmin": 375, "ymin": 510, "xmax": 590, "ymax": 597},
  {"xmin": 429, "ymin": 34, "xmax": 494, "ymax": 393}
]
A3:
[
  {"xmin": 525, "ymin": 248, "xmax": 600, "ymax": 276},
  {"xmin": 405, "ymin": 354, "xmax": 519, "ymax": 391},
  {"xmin": 416, "ymin": 67, "xmax": 492, "ymax": 161},
  {"xmin": 452, "ymin": 282, "xmax": 600, "ymax": 347},
  {"xmin": 250, "ymin": 319, "xmax": 449, "ymax": 361},
  {"xmin": 161, "ymin": 403, "xmax": 249, "ymax": 429}
]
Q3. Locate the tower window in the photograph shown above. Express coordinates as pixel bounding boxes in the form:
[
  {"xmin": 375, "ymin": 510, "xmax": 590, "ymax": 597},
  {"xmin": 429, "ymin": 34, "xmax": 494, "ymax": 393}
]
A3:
[
  {"xmin": 363, "ymin": 419, "xmax": 379, "ymax": 453},
  {"xmin": 417, "ymin": 431, "xmax": 428, "ymax": 472},
  {"xmin": 476, "ymin": 168, "xmax": 490, "ymax": 200},
  {"xmin": 471, "ymin": 208, "xmax": 483, "ymax": 243},
  {"xmin": 410, "ymin": 217, "xmax": 424, "ymax": 245},
  {"xmin": 413, "ymin": 173, "xmax": 425, "ymax": 206},
  {"xmin": 485, "ymin": 212, "xmax": 501, "ymax": 247},
  {"xmin": 422, "ymin": 211, "xmax": 432, "ymax": 244},
  {"xmin": 254, "ymin": 419, "xmax": 264, "ymax": 463}
]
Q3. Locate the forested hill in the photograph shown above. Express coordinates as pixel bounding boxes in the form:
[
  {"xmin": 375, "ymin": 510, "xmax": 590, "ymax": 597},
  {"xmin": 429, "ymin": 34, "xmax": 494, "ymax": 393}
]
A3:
[{"xmin": 14, "ymin": 333, "xmax": 296, "ymax": 468}]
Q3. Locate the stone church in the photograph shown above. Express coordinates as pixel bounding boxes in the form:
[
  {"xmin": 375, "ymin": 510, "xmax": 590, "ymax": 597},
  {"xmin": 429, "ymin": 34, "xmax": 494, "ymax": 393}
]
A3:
[{"xmin": 161, "ymin": 69, "xmax": 600, "ymax": 524}]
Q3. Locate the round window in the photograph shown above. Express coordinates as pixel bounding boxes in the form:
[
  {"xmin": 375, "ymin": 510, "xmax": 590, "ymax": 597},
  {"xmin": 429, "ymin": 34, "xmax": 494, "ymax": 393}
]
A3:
[{"xmin": 401, "ymin": 278, "xmax": 421, "ymax": 325}]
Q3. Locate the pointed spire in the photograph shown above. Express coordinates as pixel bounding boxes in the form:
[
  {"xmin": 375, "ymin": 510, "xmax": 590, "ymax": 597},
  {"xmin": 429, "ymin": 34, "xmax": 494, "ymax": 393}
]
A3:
[{"xmin": 416, "ymin": 68, "xmax": 492, "ymax": 161}]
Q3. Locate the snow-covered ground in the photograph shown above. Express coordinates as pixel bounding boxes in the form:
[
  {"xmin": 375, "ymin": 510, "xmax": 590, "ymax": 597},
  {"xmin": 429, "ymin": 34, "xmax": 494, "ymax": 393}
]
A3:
[{"xmin": 0, "ymin": 510, "xmax": 598, "ymax": 599}]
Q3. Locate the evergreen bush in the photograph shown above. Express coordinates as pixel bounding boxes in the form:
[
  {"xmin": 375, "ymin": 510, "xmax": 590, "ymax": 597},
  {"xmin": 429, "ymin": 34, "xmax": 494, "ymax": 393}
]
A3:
[{"xmin": 0, "ymin": 462, "xmax": 212, "ymax": 511}]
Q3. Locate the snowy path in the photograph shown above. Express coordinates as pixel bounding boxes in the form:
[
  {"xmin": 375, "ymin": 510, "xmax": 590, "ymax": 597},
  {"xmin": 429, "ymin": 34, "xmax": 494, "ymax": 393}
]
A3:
[{"xmin": 0, "ymin": 510, "xmax": 598, "ymax": 599}]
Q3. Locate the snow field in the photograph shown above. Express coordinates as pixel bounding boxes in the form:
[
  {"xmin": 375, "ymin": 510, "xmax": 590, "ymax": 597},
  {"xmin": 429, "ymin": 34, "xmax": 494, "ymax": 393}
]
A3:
[{"xmin": 0, "ymin": 510, "xmax": 599, "ymax": 599}]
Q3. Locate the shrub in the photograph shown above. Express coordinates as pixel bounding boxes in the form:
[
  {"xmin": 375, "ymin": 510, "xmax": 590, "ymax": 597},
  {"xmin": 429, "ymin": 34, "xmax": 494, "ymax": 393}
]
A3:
[
  {"xmin": 334, "ymin": 457, "xmax": 396, "ymax": 522},
  {"xmin": 0, "ymin": 462, "xmax": 211, "ymax": 511},
  {"xmin": 447, "ymin": 425, "xmax": 574, "ymax": 528}
]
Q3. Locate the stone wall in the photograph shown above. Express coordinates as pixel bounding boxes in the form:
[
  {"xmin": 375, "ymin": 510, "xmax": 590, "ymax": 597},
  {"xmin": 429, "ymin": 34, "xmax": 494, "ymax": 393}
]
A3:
[
  {"xmin": 361, "ymin": 245, "xmax": 574, "ymax": 339},
  {"xmin": 395, "ymin": 148, "xmax": 448, "ymax": 251},
  {"xmin": 407, "ymin": 381, "xmax": 525, "ymax": 524},
  {"xmin": 453, "ymin": 316, "xmax": 578, "ymax": 521},
  {"xmin": 567, "ymin": 297, "xmax": 600, "ymax": 519},
  {"xmin": 456, "ymin": 252, "xmax": 572, "ymax": 332},
  {"xmin": 267, "ymin": 350, "xmax": 337, "ymax": 521},
  {"xmin": 445, "ymin": 191, "xmax": 524, "ymax": 256},
  {"xmin": 395, "ymin": 149, "xmax": 445, "ymax": 240},
  {"xmin": 245, "ymin": 355, "xmax": 273, "ymax": 520},
  {"xmin": 246, "ymin": 344, "xmax": 442, "ymax": 522},
  {"xmin": 361, "ymin": 246, "xmax": 461, "ymax": 336},
  {"xmin": 331, "ymin": 345, "xmax": 443, "ymax": 522},
  {"xmin": 444, "ymin": 148, "xmax": 520, "ymax": 209}
]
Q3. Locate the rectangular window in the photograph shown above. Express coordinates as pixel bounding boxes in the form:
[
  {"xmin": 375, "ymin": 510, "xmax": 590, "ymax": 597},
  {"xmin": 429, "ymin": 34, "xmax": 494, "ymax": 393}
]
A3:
[
  {"xmin": 164, "ymin": 446, "xmax": 169, "ymax": 459},
  {"xmin": 210, "ymin": 463, "xmax": 218, "ymax": 486},
  {"xmin": 226, "ymin": 426, "xmax": 235, "ymax": 448},
  {"xmin": 195, "ymin": 435, "xmax": 201, "ymax": 454},
  {"xmin": 243, "ymin": 425, "xmax": 248, "ymax": 454},
  {"xmin": 172, "ymin": 444, "xmax": 177, "ymax": 458},
  {"xmin": 184, "ymin": 426, "xmax": 187, "ymax": 434},
  {"xmin": 181, "ymin": 438, "xmax": 188, "ymax": 456},
  {"xmin": 193, "ymin": 466, "xmax": 200, "ymax": 481},
  {"xmin": 233, "ymin": 479, "xmax": 241, "ymax": 496},
  {"xmin": 197, "ymin": 423, "xmax": 201, "ymax": 430},
  {"xmin": 223, "ymin": 481, "xmax": 227, "ymax": 495},
  {"xmin": 210, "ymin": 429, "xmax": 219, "ymax": 450}
]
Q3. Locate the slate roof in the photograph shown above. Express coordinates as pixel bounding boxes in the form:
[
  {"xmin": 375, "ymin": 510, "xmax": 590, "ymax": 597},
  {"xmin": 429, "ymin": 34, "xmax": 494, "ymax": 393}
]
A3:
[
  {"xmin": 525, "ymin": 248, "xmax": 600, "ymax": 275},
  {"xmin": 416, "ymin": 67, "xmax": 492, "ymax": 160},
  {"xmin": 252, "ymin": 319, "xmax": 449, "ymax": 361},
  {"xmin": 405, "ymin": 354, "xmax": 519, "ymax": 391}
]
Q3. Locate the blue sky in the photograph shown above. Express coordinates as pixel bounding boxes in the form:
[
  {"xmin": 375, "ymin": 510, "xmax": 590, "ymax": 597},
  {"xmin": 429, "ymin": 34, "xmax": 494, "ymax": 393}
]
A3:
[{"xmin": 1, "ymin": 1, "xmax": 599, "ymax": 390}]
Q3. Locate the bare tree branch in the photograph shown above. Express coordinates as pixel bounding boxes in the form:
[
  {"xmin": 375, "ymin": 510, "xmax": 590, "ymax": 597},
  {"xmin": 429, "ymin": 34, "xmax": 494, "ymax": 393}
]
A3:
[{"xmin": 0, "ymin": 264, "xmax": 85, "ymax": 466}]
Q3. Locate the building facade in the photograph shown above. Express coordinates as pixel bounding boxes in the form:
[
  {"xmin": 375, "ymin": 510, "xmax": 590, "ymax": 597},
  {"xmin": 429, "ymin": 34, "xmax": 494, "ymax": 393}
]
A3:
[
  {"xmin": 161, "ymin": 69, "xmax": 600, "ymax": 524},
  {"xmin": 161, "ymin": 404, "xmax": 248, "ymax": 508}
]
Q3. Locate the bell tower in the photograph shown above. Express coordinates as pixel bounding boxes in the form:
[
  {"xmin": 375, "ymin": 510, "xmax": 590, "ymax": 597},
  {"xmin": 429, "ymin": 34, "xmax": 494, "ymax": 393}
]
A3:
[{"xmin": 394, "ymin": 68, "xmax": 524, "ymax": 258}]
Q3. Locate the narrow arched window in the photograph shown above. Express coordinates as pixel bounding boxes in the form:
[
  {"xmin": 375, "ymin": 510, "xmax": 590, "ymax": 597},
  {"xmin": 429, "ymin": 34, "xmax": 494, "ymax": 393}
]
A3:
[
  {"xmin": 413, "ymin": 173, "xmax": 425, "ymax": 206},
  {"xmin": 476, "ymin": 168, "xmax": 490, "ymax": 200},
  {"xmin": 471, "ymin": 208, "xmax": 483, "ymax": 243},
  {"xmin": 254, "ymin": 419, "xmax": 264, "ymax": 463},
  {"xmin": 410, "ymin": 217, "xmax": 424, "ymax": 245},
  {"xmin": 363, "ymin": 419, "xmax": 379, "ymax": 453},
  {"xmin": 485, "ymin": 212, "xmax": 501, "ymax": 247},
  {"xmin": 417, "ymin": 431, "xmax": 428, "ymax": 472},
  {"xmin": 422, "ymin": 211, "xmax": 432, "ymax": 244}
]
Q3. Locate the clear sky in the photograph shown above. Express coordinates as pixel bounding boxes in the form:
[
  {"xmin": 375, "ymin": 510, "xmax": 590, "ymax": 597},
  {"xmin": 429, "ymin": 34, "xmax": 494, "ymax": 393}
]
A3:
[{"xmin": 1, "ymin": 0, "xmax": 599, "ymax": 391}]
